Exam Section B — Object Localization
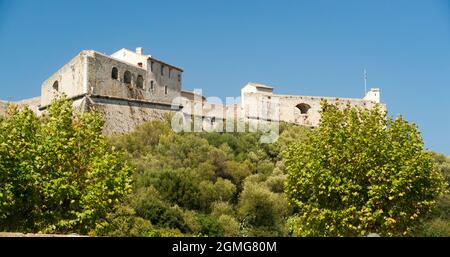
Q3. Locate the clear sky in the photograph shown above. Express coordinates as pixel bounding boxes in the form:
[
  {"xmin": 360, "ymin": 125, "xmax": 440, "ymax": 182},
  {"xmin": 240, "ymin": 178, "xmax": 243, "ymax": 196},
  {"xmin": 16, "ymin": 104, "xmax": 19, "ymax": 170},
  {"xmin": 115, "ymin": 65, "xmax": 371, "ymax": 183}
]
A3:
[{"xmin": 0, "ymin": 0, "xmax": 449, "ymax": 155}]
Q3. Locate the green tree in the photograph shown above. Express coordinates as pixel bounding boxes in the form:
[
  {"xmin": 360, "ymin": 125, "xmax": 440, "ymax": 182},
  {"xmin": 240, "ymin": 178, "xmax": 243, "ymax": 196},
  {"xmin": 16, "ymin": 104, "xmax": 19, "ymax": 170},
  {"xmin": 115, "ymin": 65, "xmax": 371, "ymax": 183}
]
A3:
[
  {"xmin": 0, "ymin": 97, "xmax": 132, "ymax": 234},
  {"xmin": 414, "ymin": 152, "xmax": 450, "ymax": 236},
  {"xmin": 237, "ymin": 180, "xmax": 289, "ymax": 236},
  {"xmin": 284, "ymin": 101, "xmax": 447, "ymax": 236}
]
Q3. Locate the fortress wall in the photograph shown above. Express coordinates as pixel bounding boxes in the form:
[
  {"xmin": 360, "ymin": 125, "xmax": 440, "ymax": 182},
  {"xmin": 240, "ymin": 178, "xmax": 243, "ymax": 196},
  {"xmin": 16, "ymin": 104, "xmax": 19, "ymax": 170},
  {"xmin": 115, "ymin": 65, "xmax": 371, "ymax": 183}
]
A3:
[
  {"xmin": 15, "ymin": 96, "xmax": 42, "ymax": 115},
  {"xmin": 41, "ymin": 53, "xmax": 86, "ymax": 107},
  {"xmin": 87, "ymin": 52, "xmax": 149, "ymax": 101},
  {"xmin": 88, "ymin": 52, "xmax": 181, "ymax": 105},
  {"xmin": 146, "ymin": 59, "xmax": 182, "ymax": 104},
  {"xmin": 243, "ymin": 92, "xmax": 385, "ymax": 127},
  {"xmin": 86, "ymin": 96, "xmax": 176, "ymax": 135}
]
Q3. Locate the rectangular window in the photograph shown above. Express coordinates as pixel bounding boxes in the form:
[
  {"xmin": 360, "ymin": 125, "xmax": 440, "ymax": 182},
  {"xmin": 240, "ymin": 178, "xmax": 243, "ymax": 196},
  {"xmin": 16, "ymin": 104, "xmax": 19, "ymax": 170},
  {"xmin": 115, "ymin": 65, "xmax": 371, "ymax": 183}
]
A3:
[
  {"xmin": 150, "ymin": 61, "xmax": 154, "ymax": 72},
  {"xmin": 164, "ymin": 85, "xmax": 168, "ymax": 95},
  {"xmin": 178, "ymin": 74, "xmax": 181, "ymax": 82},
  {"xmin": 169, "ymin": 68, "xmax": 171, "ymax": 78},
  {"xmin": 161, "ymin": 65, "xmax": 164, "ymax": 76},
  {"xmin": 150, "ymin": 81, "xmax": 154, "ymax": 92}
]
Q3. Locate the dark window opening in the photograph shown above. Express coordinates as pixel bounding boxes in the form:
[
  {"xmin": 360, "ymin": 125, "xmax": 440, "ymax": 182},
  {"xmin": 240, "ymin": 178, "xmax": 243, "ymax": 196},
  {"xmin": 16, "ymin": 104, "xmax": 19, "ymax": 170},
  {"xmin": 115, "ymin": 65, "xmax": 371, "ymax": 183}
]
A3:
[
  {"xmin": 150, "ymin": 61, "xmax": 154, "ymax": 72},
  {"xmin": 52, "ymin": 81, "xmax": 59, "ymax": 92},
  {"xmin": 137, "ymin": 62, "xmax": 143, "ymax": 67},
  {"xmin": 211, "ymin": 117, "xmax": 216, "ymax": 125},
  {"xmin": 296, "ymin": 103, "xmax": 311, "ymax": 114},
  {"xmin": 124, "ymin": 71, "xmax": 132, "ymax": 84},
  {"xmin": 111, "ymin": 67, "xmax": 118, "ymax": 80},
  {"xmin": 161, "ymin": 65, "xmax": 164, "ymax": 76},
  {"xmin": 150, "ymin": 81, "xmax": 154, "ymax": 92},
  {"xmin": 136, "ymin": 75, "xmax": 144, "ymax": 89},
  {"xmin": 164, "ymin": 85, "xmax": 168, "ymax": 95},
  {"xmin": 178, "ymin": 74, "xmax": 181, "ymax": 82}
]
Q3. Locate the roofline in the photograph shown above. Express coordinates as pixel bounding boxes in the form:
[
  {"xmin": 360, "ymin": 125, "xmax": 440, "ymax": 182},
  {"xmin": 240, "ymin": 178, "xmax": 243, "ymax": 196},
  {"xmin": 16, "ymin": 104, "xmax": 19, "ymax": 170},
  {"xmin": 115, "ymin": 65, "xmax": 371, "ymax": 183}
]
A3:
[
  {"xmin": 89, "ymin": 50, "xmax": 147, "ymax": 71},
  {"xmin": 147, "ymin": 56, "xmax": 183, "ymax": 72},
  {"xmin": 112, "ymin": 48, "xmax": 184, "ymax": 72},
  {"xmin": 246, "ymin": 82, "xmax": 274, "ymax": 89}
]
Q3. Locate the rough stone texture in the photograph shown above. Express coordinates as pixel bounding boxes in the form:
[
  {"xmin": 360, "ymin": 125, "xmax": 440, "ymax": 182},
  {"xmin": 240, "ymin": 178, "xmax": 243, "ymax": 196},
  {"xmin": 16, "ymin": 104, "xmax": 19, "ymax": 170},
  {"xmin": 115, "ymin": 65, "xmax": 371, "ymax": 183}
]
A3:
[
  {"xmin": 86, "ymin": 96, "xmax": 177, "ymax": 135},
  {"xmin": 41, "ymin": 52, "xmax": 87, "ymax": 107}
]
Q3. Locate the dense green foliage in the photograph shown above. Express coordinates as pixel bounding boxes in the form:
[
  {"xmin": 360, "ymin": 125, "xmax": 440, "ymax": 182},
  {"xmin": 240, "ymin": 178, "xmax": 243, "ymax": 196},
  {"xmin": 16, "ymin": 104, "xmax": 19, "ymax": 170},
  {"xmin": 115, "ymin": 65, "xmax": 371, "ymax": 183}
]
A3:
[
  {"xmin": 284, "ymin": 101, "xmax": 447, "ymax": 236},
  {"xmin": 414, "ymin": 152, "xmax": 450, "ymax": 236},
  {"xmin": 0, "ymin": 98, "xmax": 132, "ymax": 234},
  {"xmin": 97, "ymin": 118, "xmax": 309, "ymax": 236},
  {"xmin": 1, "ymin": 97, "xmax": 448, "ymax": 236}
]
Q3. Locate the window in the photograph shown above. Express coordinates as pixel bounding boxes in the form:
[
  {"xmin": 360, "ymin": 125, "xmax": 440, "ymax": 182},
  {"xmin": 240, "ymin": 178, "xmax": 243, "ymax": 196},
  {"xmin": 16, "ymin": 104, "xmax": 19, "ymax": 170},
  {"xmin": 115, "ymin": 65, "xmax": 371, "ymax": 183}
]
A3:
[
  {"xmin": 52, "ymin": 81, "xmax": 59, "ymax": 92},
  {"xmin": 123, "ymin": 71, "xmax": 132, "ymax": 84},
  {"xmin": 296, "ymin": 103, "xmax": 311, "ymax": 114},
  {"xmin": 111, "ymin": 67, "xmax": 118, "ymax": 80},
  {"xmin": 161, "ymin": 65, "xmax": 164, "ymax": 76},
  {"xmin": 136, "ymin": 75, "xmax": 144, "ymax": 89},
  {"xmin": 137, "ymin": 62, "xmax": 143, "ymax": 67},
  {"xmin": 150, "ymin": 81, "xmax": 154, "ymax": 92},
  {"xmin": 150, "ymin": 61, "xmax": 154, "ymax": 72},
  {"xmin": 211, "ymin": 117, "xmax": 216, "ymax": 125},
  {"xmin": 164, "ymin": 85, "xmax": 168, "ymax": 95},
  {"xmin": 169, "ymin": 68, "xmax": 171, "ymax": 78},
  {"xmin": 178, "ymin": 74, "xmax": 181, "ymax": 82}
]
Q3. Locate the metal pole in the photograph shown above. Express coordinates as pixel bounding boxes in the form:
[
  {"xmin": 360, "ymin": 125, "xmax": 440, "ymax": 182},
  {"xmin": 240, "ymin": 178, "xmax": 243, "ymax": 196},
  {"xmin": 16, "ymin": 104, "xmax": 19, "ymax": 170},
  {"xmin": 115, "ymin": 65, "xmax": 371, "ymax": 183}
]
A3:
[{"xmin": 364, "ymin": 69, "xmax": 367, "ymax": 94}]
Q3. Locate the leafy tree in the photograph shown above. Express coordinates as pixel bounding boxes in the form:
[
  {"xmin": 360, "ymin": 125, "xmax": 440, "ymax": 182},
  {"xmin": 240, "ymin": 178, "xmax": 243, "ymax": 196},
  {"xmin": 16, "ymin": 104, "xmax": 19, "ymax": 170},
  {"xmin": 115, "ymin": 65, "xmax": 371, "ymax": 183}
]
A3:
[
  {"xmin": 284, "ymin": 101, "xmax": 447, "ymax": 236},
  {"xmin": 238, "ymin": 180, "xmax": 289, "ymax": 235},
  {"xmin": 196, "ymin": 214, "xmax": 224, "ymax": 236},
  {"xmin": 0, "ymin": 97, "xmax": 132, "ymax": 234},
  {"xmin": 93, "ymin": 205, "xmax": 153, "ymax": 236},
  {"xmin": 217, "ymin": 215, "xmax": 240, "ymax": 236},
  {"xmin": 414, "ymin": 152, "xmax": 450, "ymax": 236}
]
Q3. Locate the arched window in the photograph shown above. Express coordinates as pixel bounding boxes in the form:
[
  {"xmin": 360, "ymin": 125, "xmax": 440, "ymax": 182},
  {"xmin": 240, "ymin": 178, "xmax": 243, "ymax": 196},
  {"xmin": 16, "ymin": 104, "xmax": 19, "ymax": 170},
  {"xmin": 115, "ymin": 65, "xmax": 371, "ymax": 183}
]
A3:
[
  {"xmin": 111, "ymin": 67, "xmax": 118, "ymax": 80},
  {"xmin": 52, "ymin": 81, "xmax": 59, "ymax": 92},
  {"xmin": 296, "ymin": 103, "xmax": 311, "ymax": 114},
  {"xmin": 136, "ymin": 75, "xmax": 144, "ymax": 89},
  {"xmin": 123, "ymin": 71, "xmax": 132, "ymax": 84},
  {"xmin": 164, "ymin": 85, "xmax": 168, "ymax": 95}
]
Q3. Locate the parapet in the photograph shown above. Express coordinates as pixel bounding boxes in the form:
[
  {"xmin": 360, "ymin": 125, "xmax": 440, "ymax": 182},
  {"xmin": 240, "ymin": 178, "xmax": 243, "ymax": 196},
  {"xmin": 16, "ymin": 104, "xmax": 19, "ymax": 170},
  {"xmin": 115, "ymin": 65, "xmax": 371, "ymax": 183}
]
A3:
[{"xmin": 363, "ymin": 88, "xmax": 381, "ymax": 103}]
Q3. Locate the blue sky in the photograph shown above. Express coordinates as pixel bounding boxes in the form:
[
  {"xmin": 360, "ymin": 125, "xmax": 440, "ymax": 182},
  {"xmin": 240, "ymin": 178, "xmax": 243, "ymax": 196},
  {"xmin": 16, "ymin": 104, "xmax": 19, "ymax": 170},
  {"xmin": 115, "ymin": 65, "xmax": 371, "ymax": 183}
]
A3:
[{"xmin": 0, "ymin": 0, "xmax": 449, "ymax": 155}]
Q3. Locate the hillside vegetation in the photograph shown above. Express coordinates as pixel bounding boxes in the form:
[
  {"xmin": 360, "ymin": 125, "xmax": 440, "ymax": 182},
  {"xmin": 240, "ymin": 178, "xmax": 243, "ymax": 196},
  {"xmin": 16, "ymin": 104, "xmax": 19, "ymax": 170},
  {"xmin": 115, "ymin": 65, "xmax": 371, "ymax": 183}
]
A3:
[{"xmin": 0, "ymin": 98, "xmax": 448, "ymax": 236}]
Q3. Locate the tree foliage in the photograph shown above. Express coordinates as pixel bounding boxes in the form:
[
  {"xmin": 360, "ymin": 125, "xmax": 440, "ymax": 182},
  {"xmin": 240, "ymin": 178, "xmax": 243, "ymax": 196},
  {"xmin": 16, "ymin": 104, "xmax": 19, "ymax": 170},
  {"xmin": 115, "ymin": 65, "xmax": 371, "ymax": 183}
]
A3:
[
  {"xmin": 103, "ymin": 118, "xmax": 306, "ymax": 236},
  {"xmin": 284, "ymin": 100, "xmax": 447, "ymax": 236},
  {"xmin": 0, "ymin": 97, "xmax": 132, "ymax": 234},
  {"xmin": 1, "ymin": 97, "xmax": 448, "ymax": 237}
]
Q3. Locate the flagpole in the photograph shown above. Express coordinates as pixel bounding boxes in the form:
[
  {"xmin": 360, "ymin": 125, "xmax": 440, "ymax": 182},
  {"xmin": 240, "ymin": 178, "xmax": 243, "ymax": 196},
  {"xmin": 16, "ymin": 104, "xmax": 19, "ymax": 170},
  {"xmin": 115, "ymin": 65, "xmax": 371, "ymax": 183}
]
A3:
[{"xmin": 364, "ymin": 69, "xmax": 367, "ymax": 94}]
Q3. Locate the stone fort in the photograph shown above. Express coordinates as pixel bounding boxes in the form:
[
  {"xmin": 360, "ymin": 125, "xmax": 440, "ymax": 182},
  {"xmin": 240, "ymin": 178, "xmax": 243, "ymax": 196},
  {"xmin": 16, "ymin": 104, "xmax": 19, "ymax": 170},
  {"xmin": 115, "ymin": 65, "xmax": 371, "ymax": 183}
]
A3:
[{"xmin": 0, "ymin": 47, "xmax": 385, "ymax": 134}]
